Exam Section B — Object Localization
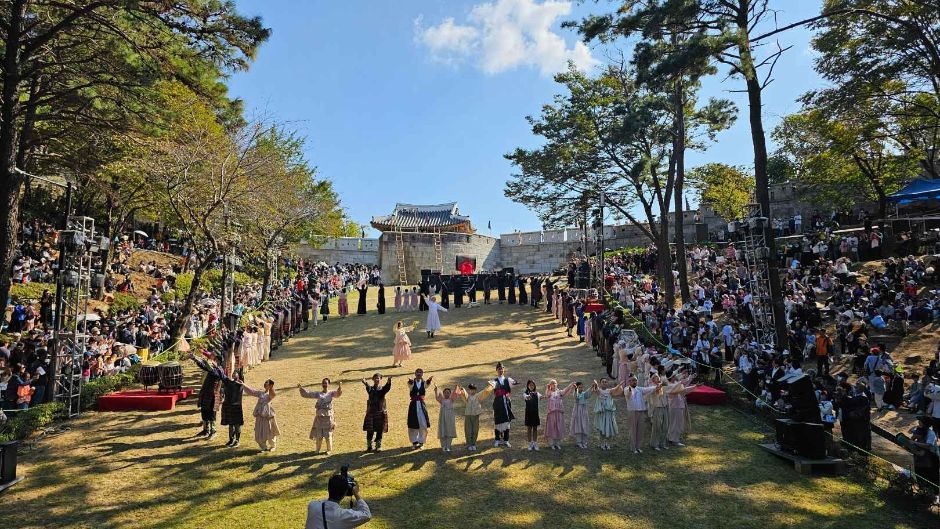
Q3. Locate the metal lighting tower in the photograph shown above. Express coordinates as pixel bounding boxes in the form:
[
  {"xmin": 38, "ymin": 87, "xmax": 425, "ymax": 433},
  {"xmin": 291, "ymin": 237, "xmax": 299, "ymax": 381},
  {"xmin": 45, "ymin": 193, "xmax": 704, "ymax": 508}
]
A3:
[
  {"xmin": 593, "ymin": 191, "xmax": 606, "ymax": 291},
  {"xmin": 54, "ymin": 216, "xmax": 96, "ymax": 417},
  {"xmin": 739, "ymin": 203, "xmax": 777, "ymax": 353}
]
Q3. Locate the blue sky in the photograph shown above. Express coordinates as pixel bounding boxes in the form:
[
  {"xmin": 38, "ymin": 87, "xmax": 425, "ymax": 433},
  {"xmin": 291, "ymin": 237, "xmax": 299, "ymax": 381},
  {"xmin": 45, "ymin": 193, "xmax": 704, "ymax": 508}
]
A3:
[{"xmin": 227, "ymin": 0, "xmax": 827, "ymax": 237}]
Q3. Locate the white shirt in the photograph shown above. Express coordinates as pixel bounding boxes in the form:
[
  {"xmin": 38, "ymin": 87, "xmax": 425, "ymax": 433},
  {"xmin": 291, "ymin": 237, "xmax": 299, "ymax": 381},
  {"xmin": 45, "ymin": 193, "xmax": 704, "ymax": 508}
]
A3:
[
  {"xmin": 305, "ymin": 499, "xmax": 372, "ymax": 529},
  {"xmin": 624, "ymin": 385, "xmax": 657, "ymax": 411}
]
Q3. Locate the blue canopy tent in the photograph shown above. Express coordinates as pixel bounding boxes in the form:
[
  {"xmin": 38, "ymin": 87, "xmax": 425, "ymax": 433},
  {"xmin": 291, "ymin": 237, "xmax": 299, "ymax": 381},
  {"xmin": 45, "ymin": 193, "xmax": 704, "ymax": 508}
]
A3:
[{"xmin": 887, "ymin": 178, "xmax": 940, "ymax": 204}]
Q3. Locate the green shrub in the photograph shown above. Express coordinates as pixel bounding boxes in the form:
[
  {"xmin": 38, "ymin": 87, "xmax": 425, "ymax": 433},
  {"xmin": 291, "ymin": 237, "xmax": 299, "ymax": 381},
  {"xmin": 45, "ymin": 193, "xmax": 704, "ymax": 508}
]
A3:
[
  {"xmin": 9, "ymin": 282, "xmax": 54, "ymax": 303},
  {"xmin": 81, "ymin": 372, "xmax": 137, "ymax": 411},
  {"xmin": 110, "ymin": 292, "xmax": 140, "ymax": 314},
  {"xmin": 0, "ymin": 402, "xmax": 66, "ymax": 442}
]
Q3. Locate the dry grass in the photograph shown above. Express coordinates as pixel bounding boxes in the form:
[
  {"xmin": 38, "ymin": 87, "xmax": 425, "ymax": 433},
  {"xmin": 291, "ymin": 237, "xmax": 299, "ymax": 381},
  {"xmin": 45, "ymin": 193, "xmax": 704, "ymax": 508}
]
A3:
[{"xmin": 1, "ymin": 304, "xmax": 931, "ymax": 528}]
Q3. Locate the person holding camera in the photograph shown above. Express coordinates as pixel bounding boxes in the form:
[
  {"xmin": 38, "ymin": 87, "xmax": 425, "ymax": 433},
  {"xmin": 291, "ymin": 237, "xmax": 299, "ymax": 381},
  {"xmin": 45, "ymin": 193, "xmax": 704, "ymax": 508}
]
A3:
[{"xmin": 304, "ymin": 470, "xmax": 372, "ymax": 529}]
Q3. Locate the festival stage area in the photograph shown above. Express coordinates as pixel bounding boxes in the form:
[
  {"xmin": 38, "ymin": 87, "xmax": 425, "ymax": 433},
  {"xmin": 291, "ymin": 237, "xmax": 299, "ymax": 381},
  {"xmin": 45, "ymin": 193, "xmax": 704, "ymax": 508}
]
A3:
[
  {"xmin": 97, "ymin": 388, "xmax": 194, "ymax": 412},
  {"xmin": 0, "ymin": 305, "xmax": 926, "ymax": 529}
]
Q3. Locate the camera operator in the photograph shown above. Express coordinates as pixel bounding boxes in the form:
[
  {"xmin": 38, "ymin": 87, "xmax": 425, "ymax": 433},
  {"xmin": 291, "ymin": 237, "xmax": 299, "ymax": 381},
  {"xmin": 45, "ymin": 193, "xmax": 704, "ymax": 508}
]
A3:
[{"xmin": 304, "ymin": 472, "xmax": 372, "ymax": 528}]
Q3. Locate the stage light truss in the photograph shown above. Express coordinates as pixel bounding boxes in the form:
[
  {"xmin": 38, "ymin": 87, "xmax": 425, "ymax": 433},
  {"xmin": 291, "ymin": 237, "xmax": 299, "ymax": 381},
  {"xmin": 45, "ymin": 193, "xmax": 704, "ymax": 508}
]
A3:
[{"xmin": 740, "ymin": 203, "xmax": 778, "ymax": 353}]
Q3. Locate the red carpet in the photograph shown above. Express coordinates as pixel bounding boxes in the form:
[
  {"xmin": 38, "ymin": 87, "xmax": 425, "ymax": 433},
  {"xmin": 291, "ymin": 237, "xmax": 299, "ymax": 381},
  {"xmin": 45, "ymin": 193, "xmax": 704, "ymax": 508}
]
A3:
[
  {"xmin": 585, "ymin": 303, "xmax": 604, "ymax": 313},
  {"xmin": 687, "ymin": 385, "xmax": 727, "ymax": 405},
  {"xmin": 97, "ymin": 388, "xmax": 194, "ymax": 412}
]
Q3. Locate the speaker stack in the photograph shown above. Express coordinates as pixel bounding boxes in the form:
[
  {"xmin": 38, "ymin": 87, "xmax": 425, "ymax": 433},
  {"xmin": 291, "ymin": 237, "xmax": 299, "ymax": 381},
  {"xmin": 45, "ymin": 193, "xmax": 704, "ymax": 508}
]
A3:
[{"xmin": 773, "ymin": 374, "xmax": 827, "ymax": 459}]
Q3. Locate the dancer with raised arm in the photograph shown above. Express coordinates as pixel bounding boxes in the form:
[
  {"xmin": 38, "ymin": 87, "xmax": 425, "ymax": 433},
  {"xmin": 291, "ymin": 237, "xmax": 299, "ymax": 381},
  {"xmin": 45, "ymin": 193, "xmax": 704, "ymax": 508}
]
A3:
[
  {"xmin": 392, "ymin": 320, "xmax": 417, "ymax": 368},
  {"xmin": 490, "ymin": 362, "xmax": 517, "ymax": 447},
  {"xmin": 435, "ymin": 384, "xmax": 458, "ymax": 452},
  {"xmin": 362, "ymin": 373, "xmax": 392, "ymax": 452},
  {"xmin": 544, "ymin": 380, "xmax": 575, "ymax": 450},
  {"xmin": 456, "ymin": 383, "xmax": 492, "ymax": 451},
  {"xmin": 299, "ymin": 378, "xmax": 343, "ymax": 455},
  {"xmin": 242, "ymin": 378, "xmax": 280, "ymax": 452},
  {"xmin": 407, "ymin": 369, "xmax": 433, "ymax": 449},
  {"xmin": 423, "ymin": 294, "xmax": 448, "ymax": 338},
  {"xmin": 569, "ymin": 381, "xmax": 592, "ymax": 449},
  {"xmin": 592, "ymin": 378, "xmax": 624, "ymax": 451}
]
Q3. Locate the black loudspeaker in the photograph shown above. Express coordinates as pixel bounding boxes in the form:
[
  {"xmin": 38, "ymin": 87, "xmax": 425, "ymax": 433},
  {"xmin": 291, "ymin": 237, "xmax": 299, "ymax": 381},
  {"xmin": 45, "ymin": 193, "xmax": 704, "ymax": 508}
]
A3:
[
  {"xmin": 775, "ymin": 418, "xmax": 797, "ymax": 452},
  {"xmin": 502, "ymin": 267, "xmax": 515, "ymax": 275},
  {"xmin": 785, "ymin": 374, "xmax": 820, "ymax": 423},
  {"xmin": 0, "ymin": 441, "xmax": 18, "ymax": 485},
  {"xmin": 793, "ymin": 422, "xmax": 826, "ymax": 459},
  {"xmin": 420, "ymin": 269, "xmax": 432, "ymax": 276}
]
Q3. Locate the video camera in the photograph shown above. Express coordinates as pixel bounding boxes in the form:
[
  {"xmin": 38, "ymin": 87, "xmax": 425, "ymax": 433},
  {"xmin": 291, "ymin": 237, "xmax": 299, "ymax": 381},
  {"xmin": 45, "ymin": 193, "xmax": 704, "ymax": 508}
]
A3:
[{"xmin": 340, "ymin": 465, "xmax": 356, "ymax": 497}]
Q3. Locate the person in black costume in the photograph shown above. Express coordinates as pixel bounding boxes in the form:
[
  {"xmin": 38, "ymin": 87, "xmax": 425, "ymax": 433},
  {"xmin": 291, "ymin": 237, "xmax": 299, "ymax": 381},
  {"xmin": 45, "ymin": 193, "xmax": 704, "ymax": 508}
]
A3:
[
  {"xmin": 453, "ymin": 277, "xmax": 463, "ymax": 308},
  {"xmin": 320, "ymin": 292, "xmax": 330, "ymax": 322},
  {"xmin": 356, "ymin": 283, "xmax": 368, "ymax": 315},
  {"xmin": 491, "ymin": 362, "xmax": 517, "ymax": 447},
  {"xmin": 440, "ymin": 279, "xmax": 450, "ymax": 309},
  {"xmin": 483, "ymin": 274, "xmax": 492, "ymax": 304},
  {"xmin": 507, "ymin": 274, "xmax": 516, "ymax": 304},
  {"xmin": 419, "ymin": 280, "xmax": 429, "ymax": 311},
  {"xmin": 362, "ymin": 373, "xmax": 392, "ymax": 452},
  {"xmin": 497, "ymin": 273, "xmax": 506, "ymax": 303},
  {"xmin": 376, "ymin": 284, "xmax": 386, "ymax": 314},
  {"xmin": 467, "ymin": 276, "xmax": 477, "ymax": 303},
  {"xmin": 518, "ymin": 277, "xmax": 528, "ymax": 305},
  {"xmin": 530, "ymin": 276, "xmax": 541, "ymax": 307},
  {"xmin": 220, "ymin": 368, "xmax": 245, "ymax": 447},
  {"xmin": 190, "ymin": 352, "xmax": 223, "ymax": 439}
]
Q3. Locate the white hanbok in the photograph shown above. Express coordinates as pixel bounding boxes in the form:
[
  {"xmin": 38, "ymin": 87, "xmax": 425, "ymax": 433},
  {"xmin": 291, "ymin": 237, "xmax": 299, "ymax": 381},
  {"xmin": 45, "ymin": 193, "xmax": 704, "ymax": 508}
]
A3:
[{"xmin": 425, "ymin": 301, "xmax": 448, "ymax": 332}]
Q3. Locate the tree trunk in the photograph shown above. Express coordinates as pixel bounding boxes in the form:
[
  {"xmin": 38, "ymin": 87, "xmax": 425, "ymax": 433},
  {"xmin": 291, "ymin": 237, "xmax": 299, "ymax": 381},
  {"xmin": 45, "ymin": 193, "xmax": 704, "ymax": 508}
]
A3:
[
  {"xmin": 673, "ymin": 79, "xmax": 691, "ymax": 304},
  {"xmin": 739, "ymin": 36, "xmax": 789, "ymax": 348},
  {"xmin": 260, "ymin": 250, "xmax": 273, "ymax": 303},
  {"xmin": 0, "ymin": 1, "xmax": 27, "ymax": 324},
  {"xmin": 658, "ymin": 219, "xmax": 675, "ymax": 308},
  {"xmin": 171, "ymin": 256, "xmax": 214, "ymax": 346}
]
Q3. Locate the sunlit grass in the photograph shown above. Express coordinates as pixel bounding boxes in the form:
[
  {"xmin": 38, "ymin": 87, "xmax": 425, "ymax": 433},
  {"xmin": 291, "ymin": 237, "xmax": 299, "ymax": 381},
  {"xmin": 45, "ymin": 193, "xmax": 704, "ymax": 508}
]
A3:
[{"xmin": 0, "ymin": 304, "xmax": 931, "ymax": 528}]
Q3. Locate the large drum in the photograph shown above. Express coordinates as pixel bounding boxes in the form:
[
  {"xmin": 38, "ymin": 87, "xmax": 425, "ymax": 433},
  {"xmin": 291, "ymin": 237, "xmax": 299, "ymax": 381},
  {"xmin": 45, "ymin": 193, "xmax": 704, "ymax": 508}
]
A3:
[
  {"xmin": 158, "ymin": 361, "xmax": 183, "ymax": 390},
  {"xmin": 138, "ymin": 362, "xmax": 160, "ymax": 386}
]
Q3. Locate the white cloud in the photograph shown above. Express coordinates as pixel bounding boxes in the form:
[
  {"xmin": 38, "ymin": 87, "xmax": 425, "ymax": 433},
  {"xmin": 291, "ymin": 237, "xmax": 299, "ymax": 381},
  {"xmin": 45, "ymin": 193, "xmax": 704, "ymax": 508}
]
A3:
[{"xmin": 414, "ymin": 0, "xmax": 597, "ymax": 76}]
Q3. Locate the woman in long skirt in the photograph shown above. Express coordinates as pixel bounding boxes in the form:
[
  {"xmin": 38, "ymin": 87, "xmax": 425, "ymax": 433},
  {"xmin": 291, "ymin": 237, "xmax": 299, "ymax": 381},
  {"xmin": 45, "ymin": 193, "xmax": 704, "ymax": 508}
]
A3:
[
  {"xmin": 377, "ymin": 284, "xmax": 386, "ymax": 314},
  {"xmin": 544, "ymin": 380, "xmax": 575, "ymax": 450},
  {"xmin": 423, "ymin": 295, "xmax": 448, "ymax": 338},
  {"xmin": 592, "ymin": 378, "xmax": 623, "ymax": 450},
  {"xmin": 319, "ymin": 292, "xmax": 330, "ymax": 322},
  {"xmin": 647, "ymin": 374, "xmax": 669, "ymax": 451},
  {"xmin": 309, "ymin": 294, "xmax": 319, "ymax": 328},
  {"xmin": 220, "ymin": 369, "xmax": 245, "ymax": 447},
  {"xmin": 338, "ymin": 289, "xmax": 349, "ymax": 318},
  {"xmin": 569, "ymin": 382, "xmax": 592, "ymax": 449},
  {"xmin": 392, "ymin": 321, "xmax": 416, "ymax": 367},
  {"xmin": 435, "ymin": 385, "xmax": 458, "ymax": 452},
  {"xmin": 357, "ymin": 283, "xmax": 368, "ymax": 315},
  {"xmin": 394, "ymin": 287, "xmax": 402, "ymax": 312},
  {"xmin": 299, "ymin": 378, "xmax": 342, "ymax": 454},
  {"xmin": 666, "ymin": 374, "xmax": 697, "ymax": 447},
  {"xmin": 242, "ymin": 379, "xmax": 280, "ymax": 452}
]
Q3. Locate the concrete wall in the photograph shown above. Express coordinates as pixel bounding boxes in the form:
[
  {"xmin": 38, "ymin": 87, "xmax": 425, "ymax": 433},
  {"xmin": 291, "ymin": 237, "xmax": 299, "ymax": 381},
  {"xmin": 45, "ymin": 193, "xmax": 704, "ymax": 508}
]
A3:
[{"xmin": 379, "ymin": 232, "xmax": 500, "ymax": 284}]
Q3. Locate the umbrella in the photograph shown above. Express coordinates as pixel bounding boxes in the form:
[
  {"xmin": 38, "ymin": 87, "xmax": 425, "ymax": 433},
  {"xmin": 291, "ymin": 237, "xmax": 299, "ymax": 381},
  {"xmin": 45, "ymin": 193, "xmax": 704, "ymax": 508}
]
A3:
[
  {"xmin": 134, "ymin": 230, "xmax": 148, "ymax": 237},
  {"xmin": 77, "ymin": 313, "xmax": 101, "ymax": 322}
]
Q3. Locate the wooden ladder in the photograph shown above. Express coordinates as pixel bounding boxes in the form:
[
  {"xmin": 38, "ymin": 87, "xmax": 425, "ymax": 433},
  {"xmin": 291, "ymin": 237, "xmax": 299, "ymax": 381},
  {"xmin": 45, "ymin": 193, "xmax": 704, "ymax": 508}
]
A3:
[
  {"xmin": 395, "ymin": 229, "xmax": 407, "ymax": 285},
  {"xmin": 433, "ymin": 229, "xmax": 444, "ymax": 274}
]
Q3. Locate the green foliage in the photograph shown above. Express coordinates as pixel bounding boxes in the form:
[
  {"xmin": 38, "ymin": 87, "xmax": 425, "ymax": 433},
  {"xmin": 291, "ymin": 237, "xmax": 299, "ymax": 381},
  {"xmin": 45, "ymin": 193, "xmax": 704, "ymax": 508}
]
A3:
[
  {"xmin": 110, "ymin": 293, "xmax": 141, "ymax": 314},
  {"xmin": 688, "ymin": 163, "xmax": 754, "ymax": 221},
  {"xmin": 81, "ymin": 372, "xmax": 137, "ymax": 412},
  {"xmin": 0, "ymin": 402, "xmax": 66, "ymax": 442},
  {"xmin": 162, "ymin": 269, "xmax": 256, "ymax": 302},
  {"xmin": 9, "ymin": 283, "xmax": 54, "ymax": 303}
]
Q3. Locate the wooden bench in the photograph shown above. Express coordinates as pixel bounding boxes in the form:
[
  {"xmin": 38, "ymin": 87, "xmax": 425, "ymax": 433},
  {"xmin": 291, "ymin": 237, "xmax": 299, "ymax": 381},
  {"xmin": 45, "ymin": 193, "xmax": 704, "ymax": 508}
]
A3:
[{"xmin": 759, "ymin": 443, "xmax": 847, "ymax": 475}]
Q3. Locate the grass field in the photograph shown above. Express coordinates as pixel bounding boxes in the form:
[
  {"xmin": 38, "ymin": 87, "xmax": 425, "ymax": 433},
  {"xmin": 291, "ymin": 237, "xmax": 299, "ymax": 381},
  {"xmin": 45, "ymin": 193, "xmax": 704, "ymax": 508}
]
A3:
[{"xmin": 1, "ymin": 303, "xmax": 931, "ymax": 529}]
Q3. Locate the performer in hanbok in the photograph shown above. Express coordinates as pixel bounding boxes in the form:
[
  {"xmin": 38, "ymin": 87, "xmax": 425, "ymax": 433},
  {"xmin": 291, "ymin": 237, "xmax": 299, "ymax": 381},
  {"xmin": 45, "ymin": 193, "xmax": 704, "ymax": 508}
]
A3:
[
  {"xmin": 490, "ymin": 362, "xmax": 517, "ymax": 447},
  {"xmin": 377, "ymin": 283, "xmax": 386, "ymax": 314},
  {"xmin": 666, "ymin": 373, "xmax": 697, "ymax": 447},
  {"xmin": 394, "ymin": 287, "xmax": 403, "ymax": 312},
  {"xmin": 569, "ymin": 381, "xmax": 592, "ymax": 449},
  {"xmin": 623, "ymin": 375, "xmax": 660, "ymax": 454},
  {"xmin": 392, "ymin": 321, "xmax": 416, "ymax": 367},
  {"xmin": 338, "ymin": 288, "xmax": 349, "ymax": 318},
  {"xmin": 299, "ymin": 378, "xmax": 343, "ymax": 454},
  {"xmin": 497, "ymin": 273, "xmax": 506, "ymax": 304},
  {"xmin": 647, "ymin": 373, "xmax": 669, "ymax": 451},
  {"xmin": 423, "ymin": 295, "xmax": 448, "ymax": 338},
  {"xmin": 408, "ymin": 287, "xmax": 418, "ymax": 311},
  {"xmin": 523, "ymin": 380, "xmax": 541, "ymax": 451},
  {"xmin": 456, "ymin": 383, "xmax": 492, "ymax": 451},
  {"xmin": 407, "ymin": 369, "xmax": 434, "ymax": 449},
  {"xmin": 220, "ymin": 368, "xmax": 245, "ymax": 447},
  {"xmin": 309, "ymin": 294, "xmax": 319, "ymax": 328},
  {"xmin": 592, "ymin": 378, "xmax": 623, "ymax": 450},
  {"xmin": 362, "ymin": 373, "xmax": 392, "ymax": 452},
  {"xmin": 435, "ymin": 385, "xmax": 458, "ymax": 452},
  {"xmin": 190, "ymin": 352, "xmax": 223, "ymax": 440},
  {"xmin": 242, "ymin": 378, "xmax": 280, "ymax": 452},
  {"xmin": 319, "ymin": 291, "xmax": 330, "ymax": 322},
  {"xmin": 356, "ymin": 282, "xmax": 368, "ymax": 315},
  {"xmin": 544, "ymin": 380, "xmax": 575, "ymax": 450}
]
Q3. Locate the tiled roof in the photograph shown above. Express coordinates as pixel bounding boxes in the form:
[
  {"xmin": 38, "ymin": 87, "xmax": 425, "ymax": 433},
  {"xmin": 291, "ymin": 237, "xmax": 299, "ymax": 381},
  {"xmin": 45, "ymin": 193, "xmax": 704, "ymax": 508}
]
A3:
[{"xmin": 371, "ymin": 202, "xmax": 472, "ymax": 231}]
